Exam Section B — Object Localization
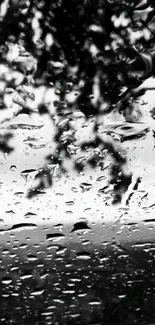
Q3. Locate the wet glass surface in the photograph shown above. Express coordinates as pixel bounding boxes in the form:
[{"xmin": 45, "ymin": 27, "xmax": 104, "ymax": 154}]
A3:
[{"xmin": 1, "ymin": 0, "xmax": 155, "ymax": 324}]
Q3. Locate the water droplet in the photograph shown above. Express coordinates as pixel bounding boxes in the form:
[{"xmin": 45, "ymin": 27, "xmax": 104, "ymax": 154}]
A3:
[
  {"xmin": 62, "ymin": 289, "xmax": 75, "ymax": 294},
  {"xmin": 65, "ymin": 201, "xmax": 74, "ymax": 206},
  {"xmin": 30, "ymin": 288, "xmax": 45, "ymax": 296},
  {"xmin": 71, "ymin": 187, "xmax": 78, "ymax": 193},
  {"xmin": 56, "ymin": 246, "xmax": 67, "ymax": 255},
  {"xmin": 76, "ymin": 251, "xmax": 91, "ymax": 260},
  {"xmin": 24, "ymin": 212, "xmax": 37, "ymax": 218},
  {"xmin": 89, "ymin": 300, "xmax": 101, "ymax": 306},
  {"xmin": 21, "ymin": 168, "xmax": 38, "ymax": 182},
  {"xmin": 10, "ymin": 165, "xmax": 17, "ymax": 171},
  {"xmin": 142, "ymin": 218, "xmax": 155, "ymax": 223},
  {"xmin": 70, "ymin": 221, "xmax": 91, "ymax": 234},
  {"xmin": 27, "ymin": 254, "xmax": 37, "ymax": 262},
  {"xmin": 0, "ymin": 223, "xmax": 37, "ymax": 233},
  {"xmin": 1, "ymin": 277, "xmax": 12, "ymax": 284},
  {"xmin": 46, "ymin": 233, "xmax": 65, "ymax": 242},
  {"xmin": 53, "ymin": 223, "xmax": 64, "ymax": 231},
  {"xmin": 20, "ymin": 273, "xmax": 33, "ymax": 280},
  {"xmin": 80, "ymin": 182, "xmax": 93, "ymax": 191},
  {"xmin": 2, "ymin": 123, "xmax": 44, "ymax": 130}
]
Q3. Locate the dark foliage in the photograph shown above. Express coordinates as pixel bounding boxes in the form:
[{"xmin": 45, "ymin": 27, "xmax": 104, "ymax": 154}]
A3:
[{"xmin": 0, "ymin": 0, "xmax": 154, "ymax": 202}]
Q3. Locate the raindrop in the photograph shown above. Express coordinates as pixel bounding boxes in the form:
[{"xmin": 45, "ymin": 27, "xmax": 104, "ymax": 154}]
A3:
[
  {"xmin": 47, "ymin": 244, "xmax": 58, "ymax": 250},
  {"xmin": 10, "ymin": 266, "xmax": 19, "ymax": 272},
  {"xmin": 40, "ymin": 272, "xmax": 49, "ymax": 280},
  {"xmin": 82, "ymin": 239, "xmax": 90, "ymax": 246},
  {"xmin": 2, "ymin": 123, "xmax": 44, "ymax": 130},
  {"xmin": 98, "ymin": 185, "xmax": 109, "ymax": 193},
  {"xmin": 46, "ymin": 233, "xmax": 65, "ymax": 242},
  {"xmin": 108, "ymin": 122, "xmax": 150, "ymax": 142},
  {"xmin": 142, "ymin": 219, "xmax": 155, "ymax": 223},
  {"xmin": 19, "ymin": 243, "xmax": 28, "ymax": 249},
  {"xmin": 62, "ymin": 289, "xmax": 75, "ymax": 294},
  {"xmin": 2, "ymin": 249, "xmax": 9, "ymax": 255},
  {"xmin": 99, "ymin": 256, "xmax": 110, "ymax": 263},
  {"xmin": 66, "ymin": 211, "xmax": 73, "ymax": 215},
  {"xmin": 80, "ymin": 182, "xmax": 93, "ymax": 191},
  {"xmin": 53, "ymin": 299, "xmax": 64, "ymax": 304},
  {"xmin": 41, "ymin": 311, "xmax": 54, "ymax": 316},
  {"xmin": 0, "ymin": 223, "xmax": 37, "ymax": 233},
  {"xmin": 10, "ymin": 165, "xmax": 17, "ymax": 171},
  {"xmin": 53, "ymin": 223, "xmax": 64, "ymax": 231},
  {"xmin": 5, "ymin": 209, "xmax": 15, "ymax": 214},
  {"xmin": 21, "ymin": 169, "xmax": 37, "ymax": 182},
  {"xmin": 27, "ymin": 254, "xmax": 37, "ymax": 262},
  {"xmin": 76, "ymin": 251, "xmax": 91, "ymax": 260},
  {"xmin": 118, "ymin": 294, "xmax": 127, "ymax": 299},
  {"xmin": 70, "ymin": 221, "xmax": 91, "ymax": 233},
  {"xmin": 24, "ymin": 212, "xmax": 37, "ymax": 218},
  {"xmin": 65, "ymin": 201, "xmax": 74, "ymax": 206},
  {"xmin": 14, "ymin": 191, "xmax": 24, "ymax": 196},
  {"xmin": 78, "ymin": 293, "xmax": 87, "ymax": 297},
  {"xmin": 96, "ymin": 175, "xmax": 105, "ymax": 182},
  {"xmin": 88, "ymin": 300, "xmax": 101, "ymax": 306},
  {"xmin": 71, "ymin": 187, "xmax": 78, "ymax": 193},
  {"xmin": 125, "ymin": 222, "xmax": 138, "ymax": 227},
  {"xmin": 70, "ymin": 278, "xmax": 81, "ymax": 283},
  {"xmin": 30, "ymin": 288, "xmax": 45, "ymax": 296},
  {"xmin": 1, "ymin": 277, "xmax": 12, "ymax": 284},
  {"xmin": 23, "ymin": 137, "xmax": 38, "ymax": 143},
  {"xmin": 56, "ymin": 246, "xmax": 67, "ymax": 255},
  {"xmin": 27, "ymin": 142, "xmax": 49, "ymax": 149},
  {"xmin": 20, "ymin": 273, "xmax": 33, "ymax": 280}
]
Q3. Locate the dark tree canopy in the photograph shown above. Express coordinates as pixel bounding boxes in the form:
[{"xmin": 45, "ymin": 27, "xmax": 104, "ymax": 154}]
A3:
[{"xmin": 0, "ymin": 0, "xmax": 154, "ymax": 203}]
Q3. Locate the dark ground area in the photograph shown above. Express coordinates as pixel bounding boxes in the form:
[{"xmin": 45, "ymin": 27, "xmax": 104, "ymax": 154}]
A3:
[{"xmin": 0, "ymin": 240, "xmax": 155, "ymax": 324}]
